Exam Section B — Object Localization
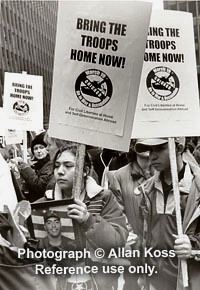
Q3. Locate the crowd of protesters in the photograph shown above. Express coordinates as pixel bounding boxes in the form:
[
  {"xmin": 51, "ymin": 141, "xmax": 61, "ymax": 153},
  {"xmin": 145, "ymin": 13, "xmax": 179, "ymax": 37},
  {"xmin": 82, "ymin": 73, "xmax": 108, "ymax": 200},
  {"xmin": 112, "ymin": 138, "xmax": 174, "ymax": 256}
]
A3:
[{"xmin": 0, "ymin": 133, "xmax": 200, "ymax": 290}]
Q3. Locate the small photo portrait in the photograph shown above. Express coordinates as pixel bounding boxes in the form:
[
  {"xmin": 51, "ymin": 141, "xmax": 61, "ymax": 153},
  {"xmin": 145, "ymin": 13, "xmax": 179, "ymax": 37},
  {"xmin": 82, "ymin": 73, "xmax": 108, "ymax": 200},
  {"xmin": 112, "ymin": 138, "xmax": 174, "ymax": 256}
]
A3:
[{"xmin": 30, "ymin": 199, "xmax": 82, "ymax": 249}]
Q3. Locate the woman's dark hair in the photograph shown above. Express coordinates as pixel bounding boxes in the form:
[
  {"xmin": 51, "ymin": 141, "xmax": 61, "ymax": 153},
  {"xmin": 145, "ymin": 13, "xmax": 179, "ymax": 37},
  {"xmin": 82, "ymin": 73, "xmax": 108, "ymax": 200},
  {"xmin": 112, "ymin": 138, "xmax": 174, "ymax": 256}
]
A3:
[{"xmin": 52, "ymin": 145, "xmax": 92, "ymax": 173}]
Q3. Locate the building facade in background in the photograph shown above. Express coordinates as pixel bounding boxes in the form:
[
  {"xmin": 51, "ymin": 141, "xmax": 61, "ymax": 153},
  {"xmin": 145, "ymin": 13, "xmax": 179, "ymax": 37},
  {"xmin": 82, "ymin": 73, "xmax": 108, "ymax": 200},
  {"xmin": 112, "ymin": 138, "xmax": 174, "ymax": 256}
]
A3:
[
  {"xmin": 0, "ymin": 0, "xmax": 58, "ymax": 127},
  {"xmin": 164, "ymin": 0, "xmax": 200, "ymax": 89},
  {"xmin": 1, "ymin": 0, "xmax": 200, "ymax": 131}
]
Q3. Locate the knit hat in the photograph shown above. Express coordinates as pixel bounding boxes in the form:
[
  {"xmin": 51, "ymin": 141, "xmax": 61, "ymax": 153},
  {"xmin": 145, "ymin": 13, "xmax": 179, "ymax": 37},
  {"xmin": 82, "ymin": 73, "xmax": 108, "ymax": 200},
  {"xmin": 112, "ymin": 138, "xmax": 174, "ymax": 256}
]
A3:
[{"xmin": 31, "ymin": 132, "xmax": 47, "ymax": 154}]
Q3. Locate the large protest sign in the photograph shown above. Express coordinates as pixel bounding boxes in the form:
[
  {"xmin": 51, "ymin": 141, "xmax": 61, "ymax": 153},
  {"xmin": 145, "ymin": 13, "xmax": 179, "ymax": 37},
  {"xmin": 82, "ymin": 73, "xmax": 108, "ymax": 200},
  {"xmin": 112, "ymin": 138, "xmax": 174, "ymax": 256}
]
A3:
[
  {"xmin": 132, "ymin": 10, "xmax": 200, "ymax": 287},
  {"xmin": 49, "ymin": 1, "xmax": 152, "ymax": 151},
  {"xmin": 3, "ymin": 72, "xmax": 43, "ymax": 131},
  {"xmin": 132, "ymin": 10, "xmax": 200, "ymax": 138}
]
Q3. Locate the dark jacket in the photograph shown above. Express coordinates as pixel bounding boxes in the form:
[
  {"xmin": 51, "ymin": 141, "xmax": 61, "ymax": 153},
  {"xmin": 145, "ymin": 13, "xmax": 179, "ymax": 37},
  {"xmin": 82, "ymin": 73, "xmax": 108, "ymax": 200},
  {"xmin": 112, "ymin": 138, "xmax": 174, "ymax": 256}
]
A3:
[
  {"xmin": 19, "ymin": 155, "xmax": 53, "ymax": 202},
  {"xmin": 137, "ymin": 162, "xmax": 200, "ymax": 290}
]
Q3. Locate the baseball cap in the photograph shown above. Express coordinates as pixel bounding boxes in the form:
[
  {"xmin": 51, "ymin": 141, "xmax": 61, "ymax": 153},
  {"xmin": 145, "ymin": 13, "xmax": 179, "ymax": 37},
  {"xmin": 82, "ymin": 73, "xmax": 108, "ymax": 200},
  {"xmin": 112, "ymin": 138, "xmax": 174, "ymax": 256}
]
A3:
[
  {"xmin": 44, "ymin": 210, "xmax": 60, "ymax": 223},
  {"xmin": 135, "ymin": 137, "xmax": 185, "ymax": 153}
]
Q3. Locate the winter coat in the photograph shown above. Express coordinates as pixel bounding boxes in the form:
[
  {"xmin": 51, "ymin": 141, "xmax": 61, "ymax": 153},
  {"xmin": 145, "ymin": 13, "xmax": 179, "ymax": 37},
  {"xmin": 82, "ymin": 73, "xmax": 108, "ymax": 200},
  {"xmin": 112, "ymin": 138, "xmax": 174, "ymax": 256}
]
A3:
[
  {"xmin": 44, "ymin": 176, "xmax": 128, "ymax": 251},
  {"xmin": 19, "ymin": 155, "xmax": 53, "ymax": 202},
  {"xmin": 137, "ymin": 162, "xmax": 200, "ymax": 290},
  {"xmin": 176, "ymin": 163, "xmax": 200, "ymax": 290},
  {"xmin": 109, "ymin": 161, "xmax": 153, "ymax": 235},
  {"xmin": 43, "ymin": 176, "xmax": 128, "ymax": 289}
]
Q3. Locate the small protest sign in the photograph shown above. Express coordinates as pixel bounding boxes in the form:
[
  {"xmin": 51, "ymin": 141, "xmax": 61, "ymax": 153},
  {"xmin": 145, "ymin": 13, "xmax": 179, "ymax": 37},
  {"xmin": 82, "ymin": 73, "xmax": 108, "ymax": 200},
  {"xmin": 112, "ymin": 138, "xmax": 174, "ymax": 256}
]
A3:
[
  {"xmin": 3, "ymin": 72, "xmax": 43, "ymax": 131},
  {"xmin": 4, "ymin": 129, "xmax": 23, "ymax": 145},
  {"xmin": 49, "ymin": 1, "xmax": 152, "ymax": 151},
  {"xmin": 132, "ymin": 10, "xmax": 200, "ymax": 138}
]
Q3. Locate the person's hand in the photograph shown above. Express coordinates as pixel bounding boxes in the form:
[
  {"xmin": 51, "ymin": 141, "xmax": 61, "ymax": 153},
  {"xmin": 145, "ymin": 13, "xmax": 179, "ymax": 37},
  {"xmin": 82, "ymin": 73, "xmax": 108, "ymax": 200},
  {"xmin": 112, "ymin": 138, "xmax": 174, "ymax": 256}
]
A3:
[
  {"xmin": 125, "ymin": 230, "xmax": 138, "ymax": 247},
  {"xmin": 14, "ymin": 201, "xmax": 31, "ymax": 225},
  {"xmin": 10, "ymin": 157, "xmax": 24, "ymax": 165},
  {"xmin": 67, "ymin": 199, "xmax": 90, "ymax": 224},
  {"xmin": 173, "ymin": 234, "xmax": 192, "ymax": 259}
]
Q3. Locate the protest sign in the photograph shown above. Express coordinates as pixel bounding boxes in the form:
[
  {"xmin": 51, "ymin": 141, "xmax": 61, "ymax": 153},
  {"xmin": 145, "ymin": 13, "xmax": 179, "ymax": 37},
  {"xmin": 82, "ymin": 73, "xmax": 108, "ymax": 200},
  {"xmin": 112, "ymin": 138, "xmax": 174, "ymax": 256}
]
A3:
[
  {"xmin": 0, "ymin": 108, "xmax": 6, "ymax": 135},
  {"xmin": 4, "ymin": 129, "xmax": 23, "ymax": 145},
  {"xmin": 132, "ymin": 10, "xmax": 200, "ymax": 138},
  {"xmin": 0, "ymin": 153, "xmax": 18, "ymax": 212},
  {"xmin": 3, "ymin": 72, "xmax": 43, "ymax": 131},
  {"xmin": 49, "ymin": 1, "xmax": 152, "ymax": 151},
  {"xmin": 131, "ymin": 10, "xmax": 200, "ymax": 287}
]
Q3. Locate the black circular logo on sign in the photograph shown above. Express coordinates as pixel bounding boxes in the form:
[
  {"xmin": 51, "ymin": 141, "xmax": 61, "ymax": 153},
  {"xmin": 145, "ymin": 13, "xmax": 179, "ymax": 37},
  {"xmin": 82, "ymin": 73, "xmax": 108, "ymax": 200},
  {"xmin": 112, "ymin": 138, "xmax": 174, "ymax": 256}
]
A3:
[
  {"xmin": 75, "ymin": 69, "xmax": 113, "ymax": 108},
  {"xmin": 146, "ymin": 66, "xmax": 179, "ymax": 101},
  {"xmin": 13, "ymin": 101, "xmax": 29, "ymax": 115}
]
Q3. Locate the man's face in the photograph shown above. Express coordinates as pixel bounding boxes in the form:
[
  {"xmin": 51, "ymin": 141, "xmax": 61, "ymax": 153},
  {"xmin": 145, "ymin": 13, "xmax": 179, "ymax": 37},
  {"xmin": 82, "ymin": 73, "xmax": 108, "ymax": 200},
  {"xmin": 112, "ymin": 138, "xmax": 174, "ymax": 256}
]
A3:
[
  {"xmin": 149, "ymin": 143, "xmax": 170, "ymax": 172},
  {"xmin": 44, "ymin": 217, "xmax": 61, "ymax": 237},
  {"xmin": 54, "ymin": 150, "xmax": 75, "ymax": 191}
]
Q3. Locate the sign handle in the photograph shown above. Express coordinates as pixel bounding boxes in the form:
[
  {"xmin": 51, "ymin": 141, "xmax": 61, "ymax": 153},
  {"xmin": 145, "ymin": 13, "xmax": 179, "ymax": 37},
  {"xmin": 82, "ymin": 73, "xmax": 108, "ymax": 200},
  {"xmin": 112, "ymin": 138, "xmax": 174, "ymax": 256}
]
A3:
[
  {"xmin": 21, "ymin": 71, "xmax": 28, "ymax": 164},
  {"xmin": 23, "ymin": 131, "xmax": 27, "ymax": 163},
  {"xmin": 168, "ymin": 137, "xmax": 188, "ymax": 288},
  {"xmin": 72, "ymin": 143, "xmax": 86, "ymax": 199},
  {"xmin": 71, "ymin": 143, "xmax": 86, "ymax": 250}
]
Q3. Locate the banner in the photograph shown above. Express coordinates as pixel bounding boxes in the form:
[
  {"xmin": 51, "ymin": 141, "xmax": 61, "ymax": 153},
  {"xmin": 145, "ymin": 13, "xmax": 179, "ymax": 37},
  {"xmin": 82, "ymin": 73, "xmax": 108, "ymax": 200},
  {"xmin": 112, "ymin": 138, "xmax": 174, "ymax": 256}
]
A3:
[
  {"xmin": 132, "ymin": 10, "xmax": 200, "ymax": 138},
  {"xmin": 3, "ymin": 72, "xmax": 43, "ymax": 131},
  {"xmin": 49, "ymin": 1, "xmax": 152, "ymax": 151}
]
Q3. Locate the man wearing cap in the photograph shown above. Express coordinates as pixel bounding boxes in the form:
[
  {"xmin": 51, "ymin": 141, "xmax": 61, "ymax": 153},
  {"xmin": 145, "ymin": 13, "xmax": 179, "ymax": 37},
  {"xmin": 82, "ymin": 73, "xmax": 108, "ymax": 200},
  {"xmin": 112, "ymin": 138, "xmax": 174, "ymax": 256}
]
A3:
[
  {"xmin": 39, "ymin": 210, "xmax": 75, "ymax": 252},
  {"xmin": 133, "ymin": 137, "xmax": 200, "ymax": 290}
]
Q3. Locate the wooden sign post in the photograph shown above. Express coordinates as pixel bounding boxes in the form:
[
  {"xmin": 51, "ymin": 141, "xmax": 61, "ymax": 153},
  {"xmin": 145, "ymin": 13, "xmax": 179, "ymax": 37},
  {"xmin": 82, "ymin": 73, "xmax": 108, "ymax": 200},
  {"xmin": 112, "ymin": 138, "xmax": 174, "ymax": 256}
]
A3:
[
  {"xmin": 168, "ymin": 137, "xmax": 188, "ymax": 288},
  {"xmin": 71, "ymin": 143, "xmax": 86, "ymax": 250},
  {"xmin": 72, "ymin": 143, "xmax": 86, "ymax": 199},
  {"xmin": 22, "ymin": 130, "xmax": 28, "ymax": 163}
]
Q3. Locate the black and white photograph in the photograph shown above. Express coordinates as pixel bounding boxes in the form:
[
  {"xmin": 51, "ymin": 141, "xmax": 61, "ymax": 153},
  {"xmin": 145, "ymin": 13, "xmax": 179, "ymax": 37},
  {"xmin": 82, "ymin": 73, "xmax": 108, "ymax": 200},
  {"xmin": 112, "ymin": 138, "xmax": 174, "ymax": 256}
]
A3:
[
  {"xmin": 0, "ymin": 1, "xmax": 200, "ymax": 290},
  {"xmin": 30, "ymin": 199, "xmax": 79, "ymax": 242}
]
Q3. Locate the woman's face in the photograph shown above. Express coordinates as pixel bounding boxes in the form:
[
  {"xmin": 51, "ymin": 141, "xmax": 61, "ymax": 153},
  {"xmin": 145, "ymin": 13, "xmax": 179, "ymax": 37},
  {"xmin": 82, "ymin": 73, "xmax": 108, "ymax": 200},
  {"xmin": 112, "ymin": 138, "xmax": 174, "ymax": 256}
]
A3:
[
  {"xmin": 45, "ymin": 135, "xmax": 59, "ymax": 160},
  {"xmin": 54, "ymin": 150, "xmax": 76, "ymax": 191},
  {"xmin": 33, "ymin": 144, "xmax": 47, "ymax": 160}
]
